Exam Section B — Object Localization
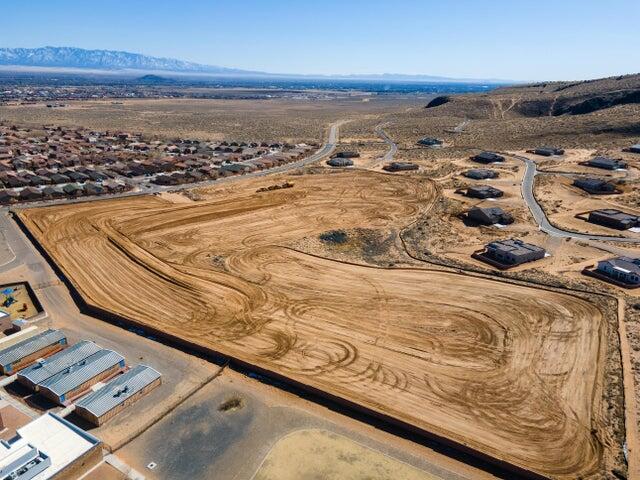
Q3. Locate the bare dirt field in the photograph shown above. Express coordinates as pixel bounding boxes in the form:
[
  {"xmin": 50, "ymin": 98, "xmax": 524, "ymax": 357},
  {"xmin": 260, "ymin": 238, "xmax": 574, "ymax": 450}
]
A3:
[
  {"xmin": 0, "ymin": 97, "xmax": 420, "ymax": 144},
  {"xmin": 252, "ymin": 429, "xmax": 440, "ymax": 480},
  {"xmin": 18, "ymin": 168, "xmax": 618, "ymax": 478}
]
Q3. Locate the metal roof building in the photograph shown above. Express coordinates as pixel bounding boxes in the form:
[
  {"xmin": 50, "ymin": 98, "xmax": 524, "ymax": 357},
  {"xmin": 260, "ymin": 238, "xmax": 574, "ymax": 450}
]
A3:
[
  {"xmin": 76, "ymin": 365, "xmax": 162, "ymax": 426},
  {"xmin": 0, "ymin": 326, "xmax": 40, "ymax": 351},
  {"xmin": 17, "ymin": 341, "xmax": 102, "ymax": 391},
  {"xmin": 0, "ymin": 329, "xmax": 67, "ymax": 375},
  {"xmin": 38, "ymin": 349, "xmax": 125, "ymax": 405},
  {"xmin": 0, "ymin": 413, "xmax": 102, "ymax": 479}
]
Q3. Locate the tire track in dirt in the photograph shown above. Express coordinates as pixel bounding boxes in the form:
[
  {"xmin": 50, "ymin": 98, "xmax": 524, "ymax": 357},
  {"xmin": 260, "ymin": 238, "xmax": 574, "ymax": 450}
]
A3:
[{"xmin": 19, "ymin": 169, "xmax": 609, "ymax": 479}]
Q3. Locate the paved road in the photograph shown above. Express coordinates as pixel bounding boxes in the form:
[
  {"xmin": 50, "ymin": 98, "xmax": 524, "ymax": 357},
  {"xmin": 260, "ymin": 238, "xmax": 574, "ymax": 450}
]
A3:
[
  {"xmin": 514, "ymin": 154, "xmax": 640, "ymax": 252},
  {"xmin": 375, "ymin": 123, "xmax": 397, "ymax": 162}
]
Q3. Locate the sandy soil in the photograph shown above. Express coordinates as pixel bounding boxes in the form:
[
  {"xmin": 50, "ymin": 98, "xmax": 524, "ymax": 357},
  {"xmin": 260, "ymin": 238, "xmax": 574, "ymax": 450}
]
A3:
[
  {"xmin": 252, "ymin": 429, "xmax": 440, "ymax": 480},
  {"xmin": 0, "ymin": 283, "xmax": 39, "ymax": 321},
  {"xmin": 534, "ymin": 174, "xmax": 640, "ymax": 239},
  {"xmin": 83, "ymin": 462, "xmax": 126, "ymax": 480},
  {"xmin": 0, "ymin": 404, "xmax": 31, "ymax": 441},
  {"xmin": 19, "ymin": 169, "xmax": 613, "ymax": 478},
  {"xmin": 0, "ymin": 97, "xmax": 420, "ymax": 144}
]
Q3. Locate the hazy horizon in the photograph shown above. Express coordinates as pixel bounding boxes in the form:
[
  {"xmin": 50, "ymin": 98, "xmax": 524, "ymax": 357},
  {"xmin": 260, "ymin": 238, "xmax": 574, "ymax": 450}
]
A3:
[{"xmin": 2, "ymin": 0, "xmax": 640, "ymax": 82}]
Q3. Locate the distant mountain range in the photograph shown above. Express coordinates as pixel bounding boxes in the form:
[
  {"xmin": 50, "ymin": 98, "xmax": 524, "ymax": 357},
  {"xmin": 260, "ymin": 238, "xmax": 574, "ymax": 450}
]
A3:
[
  {"xmin": 0, "ymin": 46, "xmax": 506, "ymax": 84},
  {"xmin": 0, "ymin": 46, "xmax": 253, "ymax": 75}
]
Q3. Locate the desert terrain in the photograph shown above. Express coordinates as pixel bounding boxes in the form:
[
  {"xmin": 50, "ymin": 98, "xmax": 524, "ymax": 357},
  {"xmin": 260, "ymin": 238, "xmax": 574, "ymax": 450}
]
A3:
[
  {"xmin": 18, "ymin": 168, "xmax": 619, "ymax": 479},
  {"xmin": 0, "ymin": 96, "xmax": 420, "ymax": 144},
  {"xmin": 4, "ymin": 72, "xmax": 640, "ymax": 479}
]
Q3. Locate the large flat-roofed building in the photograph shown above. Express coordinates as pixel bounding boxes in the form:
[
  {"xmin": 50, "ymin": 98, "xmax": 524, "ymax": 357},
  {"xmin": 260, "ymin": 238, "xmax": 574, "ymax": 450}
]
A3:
[
  {"xmin": 596, "ymin": 257, "xmax": 640, "ymax": 286},
  {"xmin": 588, "ymin": 209, "xmax": 640, "ymax": 230},
  {"xmin": 465, "ymin": 185, "xmax": 504, "ymax": 199},
  {"xmin": 0, "ymin": 413, "xmax": 101, "ymax": 479},
  {"xmin": 483, "ymin": 239, "xmax": 546, "ymax": 266},
  {"xmin": 470, "ymin": 152, "xmax": 505, "ymax": 164},
  {"xmin": 39, "ymin": 349, "xmax": 125, "ymax": 405},
  {"xmin": 0, "ymin": 441, "xmax": 51, "ymax": 480},
  {"xmin": 76, "ymin": 365, "xmax": 162, "ymax": 426},
  {"xmin": 18, "ymin": 341, "xmax": 102, "ymax": 391},
  {"xmin": 582, "ymin": 156, "xmax": 628, "ymax": 170},
  {"xmin": 0, "ymin": 330, "xmax": 67, "ymax": 375}
]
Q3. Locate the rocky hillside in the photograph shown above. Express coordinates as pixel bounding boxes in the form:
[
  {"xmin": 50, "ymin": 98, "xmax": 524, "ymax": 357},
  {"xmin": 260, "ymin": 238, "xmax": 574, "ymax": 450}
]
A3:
[{"xmin": 425, "ymin": 73, "xmax": 640, "ymax": 118}]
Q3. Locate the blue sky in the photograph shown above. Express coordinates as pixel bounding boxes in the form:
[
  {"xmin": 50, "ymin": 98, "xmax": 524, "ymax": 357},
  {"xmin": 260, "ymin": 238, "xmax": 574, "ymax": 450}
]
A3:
[{"xmin": 2, "ymin": 0, "xmax": 639, "ymax": 81}]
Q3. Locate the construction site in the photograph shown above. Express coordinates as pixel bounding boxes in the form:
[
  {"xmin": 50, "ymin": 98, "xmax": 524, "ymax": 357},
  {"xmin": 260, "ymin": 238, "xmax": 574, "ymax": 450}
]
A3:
[{"xmin": 16, "ymin": 168, "xmax": 622, "ymax": 479}]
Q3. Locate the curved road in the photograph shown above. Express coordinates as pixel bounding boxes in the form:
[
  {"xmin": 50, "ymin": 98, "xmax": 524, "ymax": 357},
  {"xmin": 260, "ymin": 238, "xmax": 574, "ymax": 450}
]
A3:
[
  {"xmin": 514, "ymin": 154, "xmax": 640, "ymax": 250},
  {"xmin": 375, "ymin": 123, "xmax": 397, "ymax": 162}
]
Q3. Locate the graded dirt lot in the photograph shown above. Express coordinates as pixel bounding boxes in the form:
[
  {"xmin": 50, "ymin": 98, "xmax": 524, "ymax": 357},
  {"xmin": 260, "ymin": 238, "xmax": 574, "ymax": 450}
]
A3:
[{"xmin": 19, "ymin": 168, "xmax": 614, "ymax": 479}]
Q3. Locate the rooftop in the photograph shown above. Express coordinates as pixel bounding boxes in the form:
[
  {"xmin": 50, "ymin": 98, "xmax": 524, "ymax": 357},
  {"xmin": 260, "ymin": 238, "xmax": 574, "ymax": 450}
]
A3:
[
  {"xmin": 487, "ymin": 238, "xmax": 545, "ymax": 255},
  {"xmin": 0, "ymin": 330, "xmax": 66, "ymax": 368},
  {"xmin": 591, "ymin": 209, "xmax": 639, "ymax": 221},
  {"xmin": 18, "ymin": 341, "xmax": 101, "ymax": 387},
  {"xmin": 39, "ymin": 349, "xmax": 124, "ymax": 397},
  {"xmin": 603, "ymin": 256, "xmax": 640, "ymax": 275},
  {"xmin": 12, "ymin": 413, "xmax": 99, "ymax": 479},
  {"xmin": 76, "ymin": 364, "xmax": 161, "ymax": 418}
]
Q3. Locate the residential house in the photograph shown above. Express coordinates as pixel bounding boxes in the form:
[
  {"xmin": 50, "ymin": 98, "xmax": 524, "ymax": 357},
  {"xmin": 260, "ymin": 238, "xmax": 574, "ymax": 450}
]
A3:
[
  {"xmin": 482, "ymin": 239, "xmax": 546, "ymax": 266},
  {"xmin": 470, "ymin": 152, "xmax": 505, "ymax": 164},
  {"xmin": 588, "ymin": 209, "xmax": 640, "ymax": 230},
  {"xmin": 573, "ymin": 178, "xmax": 617, "ymax": 194},
  {"xmin": 595, "ymin": 257, "xmax": 640, "ymax": 286},
  {"xmin": 467, "ymin": 207, "xmax": 514, "ymax": 225},
  {"xmin": 582, "ymin": 156, "xmax": 628, "ymax": 170},
  {"xmin": 382, "ymin": 162, "xmax": 419, "ymax": 172},
  {"xmin": 465, "ymin": 185, "xmax": 504, "ymax": 199},
  {"xmin": 463, "ymin": 169, "xmax": 498, "ymax": 180},
  {"xmin": 326, "ymin": 158, "xmax": 353, "ymax": 167}
]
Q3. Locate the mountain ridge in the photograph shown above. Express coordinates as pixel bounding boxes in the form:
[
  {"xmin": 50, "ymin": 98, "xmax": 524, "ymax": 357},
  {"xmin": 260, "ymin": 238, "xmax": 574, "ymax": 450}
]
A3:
[
  {"xmin": 0, "ymin": 46, "xmax": 254, "ymax": 74},
  {"xmin": 0, "ymin": 46, "xmax": 508, "ymax": 83}
]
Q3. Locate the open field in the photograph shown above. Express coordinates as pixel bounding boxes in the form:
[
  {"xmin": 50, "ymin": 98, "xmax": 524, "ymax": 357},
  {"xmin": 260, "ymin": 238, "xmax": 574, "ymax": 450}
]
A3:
[
  {"xmin": 0, "ymin": 96, "xmax": 421, "ymax": 144},
  {"xmin": 252, "ymin": 429, "xmax": 440, "ymax": 480},
  {"xmin": 18, "ymin": 168, "xmax": 617, "ymax": 478}
]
